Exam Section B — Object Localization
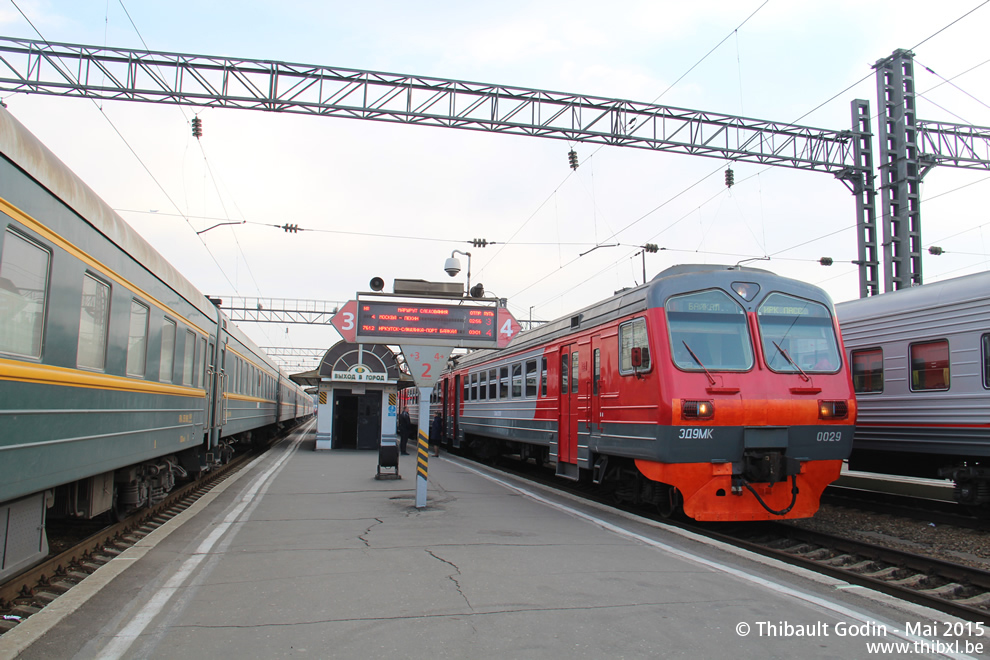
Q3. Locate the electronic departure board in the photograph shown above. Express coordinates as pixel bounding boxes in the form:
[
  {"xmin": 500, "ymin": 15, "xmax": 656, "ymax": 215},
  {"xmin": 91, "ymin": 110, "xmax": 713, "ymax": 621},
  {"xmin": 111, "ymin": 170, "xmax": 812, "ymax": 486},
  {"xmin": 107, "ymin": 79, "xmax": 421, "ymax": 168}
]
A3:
[
  {"xmin": 331, "ymin": 298, "xmax": 521, "ymax": 348},
  {"xmin": 356, "ymin": 301, "xmax": 496, "ymax": 344}
]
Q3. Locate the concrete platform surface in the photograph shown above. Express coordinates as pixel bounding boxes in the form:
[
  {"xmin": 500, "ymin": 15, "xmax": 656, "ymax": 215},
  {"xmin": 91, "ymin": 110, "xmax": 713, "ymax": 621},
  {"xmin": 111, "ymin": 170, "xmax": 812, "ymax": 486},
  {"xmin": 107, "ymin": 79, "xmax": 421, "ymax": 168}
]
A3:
[{"xmin": 2, "ymin": 421, "xmax": 986, "ymax": 660}]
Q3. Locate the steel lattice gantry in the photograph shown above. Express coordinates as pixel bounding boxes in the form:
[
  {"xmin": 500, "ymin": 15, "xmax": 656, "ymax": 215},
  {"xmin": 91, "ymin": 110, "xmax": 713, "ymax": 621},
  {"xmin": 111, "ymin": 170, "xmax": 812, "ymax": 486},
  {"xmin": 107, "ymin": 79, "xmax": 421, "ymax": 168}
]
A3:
[
  {"xmin": 0, "ymin": 36, "xmax": 859, "ymax": 171},
  {"xmin": 2, "ymin": 38, "xmax": 988, "ymax": 295},
  {"xmin": 210, "ymin": 296, "xmax": 346, "ymax": 324}
]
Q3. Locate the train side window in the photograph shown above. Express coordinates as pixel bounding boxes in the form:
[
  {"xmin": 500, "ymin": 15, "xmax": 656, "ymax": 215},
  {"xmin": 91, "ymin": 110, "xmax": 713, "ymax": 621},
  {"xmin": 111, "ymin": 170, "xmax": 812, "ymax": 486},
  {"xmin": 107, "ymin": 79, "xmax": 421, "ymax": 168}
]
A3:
[
  {"xmin": 619, "ymin": 318, "xmax": 651, "ymax": 374},
  {"xmin": 571, "ymin": 352, "xmax": 579, "ymax": 393},
  {"xmin": 512, "ymin": 363, "xmax": 523, "ymax": 398},
  {"xmin": 126, "ymin": 300, "xmax": 150, "ymax": 377},
  {"xmin": 983, "ymin": 334, "xmax": 990, "ymax": 389},
  {"xmin": 77, "ymin": 273, "xmax": 110, "ymax": 370},
  {"xmin": 499, "ymin": 366, "xmax": 509, "ymax": 399},
  {"xmin": 160, "ymin": 318, "xmax": 176, "ymax": 383},
  {"xmin": 488, "ymin": 368, "xmax": 497, "ymax": 399},
  {"xmin": 910, "ymin": 340, "xmax": 949, "ymax": 391},
  {"xmin": 0, "ymin": 229, "xmax": 51, "ymax": 358},
  {"xmin": 463, "ymin": 376, "xmax": 468, "ymax": 402},
  {"xmin": 525, "ymin": 359, "xmax": 537, "ymax": 397},
  {"xmin": 182, "ymin": 331, "xmax": 195, "ymax": 385},
  {"xmin": 593, "ymin": 349, "xmax": 600, "ymax": 395},
  {"xmin": 470, "ymin": 372, "xmax": 478, "ymax": 401},
  {"xmin": 541, "ymin": 357, "xmax": 547, "ymax": 397},
  {"xmin": 850, "ymin": 348, "xmax": 882, "ymax": 393},
  {"xmin": 560, "ymin": 352, "xmax": 569, "ymax": 393},
  {"xmin": 479, "ymin": 370, "xmax": 488, "ymax": 400}
]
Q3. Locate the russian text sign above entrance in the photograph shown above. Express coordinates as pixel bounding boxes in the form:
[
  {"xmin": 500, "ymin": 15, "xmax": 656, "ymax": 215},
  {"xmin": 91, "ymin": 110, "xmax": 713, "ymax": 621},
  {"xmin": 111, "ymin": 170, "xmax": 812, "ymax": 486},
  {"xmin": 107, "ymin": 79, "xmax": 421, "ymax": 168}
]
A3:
[{"xmin": 333, "ymin": 299, "xmax": 520, "ymax": 349}]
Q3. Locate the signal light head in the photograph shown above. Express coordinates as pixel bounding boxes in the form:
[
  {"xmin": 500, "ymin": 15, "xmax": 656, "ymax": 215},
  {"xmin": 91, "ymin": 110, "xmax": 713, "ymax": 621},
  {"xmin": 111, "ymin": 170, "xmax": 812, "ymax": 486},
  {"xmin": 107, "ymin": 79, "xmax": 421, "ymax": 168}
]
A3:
[
  {"xmin": 818, "ymin": 399, "xmax": 849, "ymax": 420},
  {"xmin": 682, "ymin": 400, "xmax": 714, "ymax": 419}
]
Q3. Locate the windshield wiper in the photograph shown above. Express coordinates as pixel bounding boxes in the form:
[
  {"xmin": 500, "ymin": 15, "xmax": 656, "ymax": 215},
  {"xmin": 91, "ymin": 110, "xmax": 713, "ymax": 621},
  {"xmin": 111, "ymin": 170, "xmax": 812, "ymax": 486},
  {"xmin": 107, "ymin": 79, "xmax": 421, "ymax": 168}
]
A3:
[
  {"xmin": 772, "ymin": 340, "xmax": 810, "ymax": 382},
  {"xmin": 682, "ymin": 341, "xmax": 716, "ymax": 385}
]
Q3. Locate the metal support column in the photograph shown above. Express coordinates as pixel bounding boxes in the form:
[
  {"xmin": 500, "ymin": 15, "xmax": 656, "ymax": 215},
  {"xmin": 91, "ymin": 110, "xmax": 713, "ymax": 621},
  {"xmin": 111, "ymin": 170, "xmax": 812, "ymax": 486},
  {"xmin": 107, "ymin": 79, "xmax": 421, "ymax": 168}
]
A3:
[
  {"xmin": 875, "ymin": 49, "xmax": 923, "ymax": 291},
  {"xmin": 839, "ymin": 99, "xmax": 880, "ymax": 298}
]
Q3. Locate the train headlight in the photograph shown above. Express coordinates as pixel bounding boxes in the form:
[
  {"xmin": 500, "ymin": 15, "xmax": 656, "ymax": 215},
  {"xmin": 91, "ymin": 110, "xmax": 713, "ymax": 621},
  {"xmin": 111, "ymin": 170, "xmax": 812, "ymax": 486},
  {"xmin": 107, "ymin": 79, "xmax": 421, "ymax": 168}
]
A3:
[
  {"xmin": 682, "ymin": 400, "xmax": 714, "ymax": 419},
  {"xmin": 818, "ymin": 399, "xmax": 849, "ymax": 420}
]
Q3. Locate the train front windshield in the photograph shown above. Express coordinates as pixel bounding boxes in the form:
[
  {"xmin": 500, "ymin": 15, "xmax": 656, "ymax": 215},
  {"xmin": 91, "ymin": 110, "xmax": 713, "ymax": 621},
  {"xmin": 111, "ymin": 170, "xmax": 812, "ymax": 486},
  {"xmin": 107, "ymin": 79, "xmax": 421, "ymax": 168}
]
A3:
[
  {"xmin": 757, "ymin": 293, "xmax": 841, "ymax": 373},
  {"xmin": 666, "ymin": 289, "xmax": 754, "ymax": 371}
]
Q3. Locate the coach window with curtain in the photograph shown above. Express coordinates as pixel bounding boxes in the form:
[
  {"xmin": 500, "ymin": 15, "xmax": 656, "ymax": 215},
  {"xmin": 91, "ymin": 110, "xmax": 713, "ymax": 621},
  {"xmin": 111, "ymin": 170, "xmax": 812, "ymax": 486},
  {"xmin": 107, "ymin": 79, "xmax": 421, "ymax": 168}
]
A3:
[{"xmin": 910, "ymin": 340, "xmax": 949, "ymax": 391}]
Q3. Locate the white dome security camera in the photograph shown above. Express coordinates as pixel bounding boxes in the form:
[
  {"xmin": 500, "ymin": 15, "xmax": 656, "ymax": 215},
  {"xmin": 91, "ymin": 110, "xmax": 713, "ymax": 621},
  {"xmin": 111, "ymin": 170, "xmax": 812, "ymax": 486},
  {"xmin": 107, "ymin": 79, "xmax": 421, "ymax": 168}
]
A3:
[{"xmin": 444, "ymin": 257, "xmax": 461, "ymax": 277}]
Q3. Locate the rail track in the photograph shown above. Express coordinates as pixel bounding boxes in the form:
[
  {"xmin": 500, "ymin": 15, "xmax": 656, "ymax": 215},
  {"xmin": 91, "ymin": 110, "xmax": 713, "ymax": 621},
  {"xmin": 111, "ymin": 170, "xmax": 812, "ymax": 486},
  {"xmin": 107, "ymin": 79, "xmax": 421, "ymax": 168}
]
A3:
[
  {"xmin": 469, "ymin": 452, "xmax": 990, "ymax": 625},
  {"xmin": 0, "ymin": 448, "xmax": 256, "ymax": 637}
]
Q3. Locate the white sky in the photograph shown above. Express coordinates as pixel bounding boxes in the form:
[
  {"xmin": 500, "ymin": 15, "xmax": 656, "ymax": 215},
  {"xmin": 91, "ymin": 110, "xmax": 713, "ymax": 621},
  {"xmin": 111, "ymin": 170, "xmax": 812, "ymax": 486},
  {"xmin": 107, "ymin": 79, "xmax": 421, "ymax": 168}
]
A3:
[{"xmin": 2, "ymin": 0, "xmax": 989, "ymax": 371}]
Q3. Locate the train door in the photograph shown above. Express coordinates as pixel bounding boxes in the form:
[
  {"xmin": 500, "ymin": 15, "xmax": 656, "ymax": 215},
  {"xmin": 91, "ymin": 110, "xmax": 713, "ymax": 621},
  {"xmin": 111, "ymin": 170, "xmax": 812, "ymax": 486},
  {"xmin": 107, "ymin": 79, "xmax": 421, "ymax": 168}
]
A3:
[
  {"xmin": 207, "ymin": 334, "xmax": 227, "ymax": 449},
  {"xmin": 558, "ymin": 344, "xmax": 579, "ymax": 476},
  {"xmin": 452, "ymin": 374, "xmax": 461, "ymax": 447},
  {"xmin": 590, "ymin": 336, "xmax": 602, "ymax": 434}
]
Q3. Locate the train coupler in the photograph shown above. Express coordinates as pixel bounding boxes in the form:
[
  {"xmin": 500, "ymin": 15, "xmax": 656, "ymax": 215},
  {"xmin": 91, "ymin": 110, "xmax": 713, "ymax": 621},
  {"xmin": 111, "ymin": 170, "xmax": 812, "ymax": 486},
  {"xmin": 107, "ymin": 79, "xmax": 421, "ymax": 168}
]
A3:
[{"xmin": 739, "ymin": 450, "xmax": 801, "ymax": 486}]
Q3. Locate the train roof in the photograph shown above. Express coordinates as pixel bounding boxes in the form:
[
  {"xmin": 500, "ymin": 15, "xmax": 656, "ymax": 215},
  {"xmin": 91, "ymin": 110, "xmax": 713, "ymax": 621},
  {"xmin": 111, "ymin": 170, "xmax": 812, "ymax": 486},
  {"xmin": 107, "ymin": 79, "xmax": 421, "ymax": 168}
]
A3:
[
  {"xmin": 454, "ymin": 263, "xmax": 833, "ymax": 369},
  {"xmin": 835, "ymin": 270, "xmax": 990, "ymax": 324},
  {"xmin": 0, "ymin": 106, "xmax": 219, "ymax": 321}
]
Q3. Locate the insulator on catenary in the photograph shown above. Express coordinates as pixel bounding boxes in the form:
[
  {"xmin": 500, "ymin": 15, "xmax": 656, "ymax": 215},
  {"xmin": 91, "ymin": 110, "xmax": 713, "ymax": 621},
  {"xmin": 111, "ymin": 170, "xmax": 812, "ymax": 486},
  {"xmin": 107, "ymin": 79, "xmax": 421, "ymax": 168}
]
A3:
[
  {"xmin": 724, "ymin": 166, "xmax": 734, "ymax": 188},
  {"xmin": 191, "ymin": 116, "xmax": 203, "ymax": 139},
  {"xmin": 568, "ymin": 149, "xmax": 579, "ymax": 170}
]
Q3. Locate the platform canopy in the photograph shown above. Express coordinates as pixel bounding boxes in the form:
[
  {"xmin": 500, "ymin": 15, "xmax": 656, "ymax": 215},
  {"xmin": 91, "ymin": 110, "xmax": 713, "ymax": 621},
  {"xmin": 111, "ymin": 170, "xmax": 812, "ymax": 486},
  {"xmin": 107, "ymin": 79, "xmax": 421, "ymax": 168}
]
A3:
[{"xmin": 289, "ymin": 341, "xmax": 410, "ymax": 388}]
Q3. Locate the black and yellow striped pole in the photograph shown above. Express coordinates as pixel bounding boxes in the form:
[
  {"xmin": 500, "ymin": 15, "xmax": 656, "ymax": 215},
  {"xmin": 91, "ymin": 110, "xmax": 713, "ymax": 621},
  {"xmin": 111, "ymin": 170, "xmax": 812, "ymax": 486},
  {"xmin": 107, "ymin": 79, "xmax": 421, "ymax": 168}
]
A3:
[{"xmin": 415, "ymin": 386, "xmax": 431, "ymax": 508}]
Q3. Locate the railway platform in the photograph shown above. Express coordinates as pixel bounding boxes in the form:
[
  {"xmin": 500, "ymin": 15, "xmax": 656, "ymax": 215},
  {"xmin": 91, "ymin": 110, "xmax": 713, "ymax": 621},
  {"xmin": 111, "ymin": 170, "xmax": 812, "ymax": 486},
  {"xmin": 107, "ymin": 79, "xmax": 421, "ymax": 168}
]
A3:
[{"xmin": 2, "ymin": 421, "xmax": 985, "ymax": 660}]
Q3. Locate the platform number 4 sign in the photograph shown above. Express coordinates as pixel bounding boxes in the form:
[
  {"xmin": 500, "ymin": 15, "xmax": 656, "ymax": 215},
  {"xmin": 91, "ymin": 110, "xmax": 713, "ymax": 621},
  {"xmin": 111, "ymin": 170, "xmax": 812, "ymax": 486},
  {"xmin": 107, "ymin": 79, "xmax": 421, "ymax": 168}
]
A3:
[{"xmin": 496, "ymin": 308, "xmax": 521, "ymax": 348}]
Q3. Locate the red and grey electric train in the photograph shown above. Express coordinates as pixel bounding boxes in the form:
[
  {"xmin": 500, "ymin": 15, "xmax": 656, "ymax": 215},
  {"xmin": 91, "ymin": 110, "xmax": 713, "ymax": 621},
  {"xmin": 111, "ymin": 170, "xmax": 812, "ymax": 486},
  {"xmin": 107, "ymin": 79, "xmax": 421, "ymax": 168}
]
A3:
[{"xmin": 407, "ymin": 264, "xmax": 856, "ymax": 521}]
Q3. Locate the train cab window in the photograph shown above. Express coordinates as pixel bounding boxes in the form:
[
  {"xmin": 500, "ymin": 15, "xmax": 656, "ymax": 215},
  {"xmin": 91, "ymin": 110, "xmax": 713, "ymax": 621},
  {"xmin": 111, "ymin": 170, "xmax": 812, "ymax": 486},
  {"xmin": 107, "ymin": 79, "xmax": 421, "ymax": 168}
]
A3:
[
  {"xmin": 126, "ymin": 300, "xmax": 149, "ymax": 377},
  {"xmin": 525, "ymin": 360, "xmax": 537, "ymax": 397},
  {"xmin": 0, "ymin": 230, "xmax": 50, "ymax": 358},
  {"xmin": 77, "ymin": 273, "xmax": 110, "ymax": 370},
  {"xmin": 160, "ymin": 318, "xmax": 176, "ymax": 383},
  {"xmin": 910, "ymin": 340, "xmax": 950, "ymax": 391},
  {"xmin": 757, "ymin": 293, "xmax": 840, "ymax": 374},
  {"xmin": 512, "ymin": 363, "xmax": 523, "ymax": 398},
  {"xmin": 499, "ymin": 366, "xmax": 509, "ymax": 399},
  {"xmin": 851, "ymin": 348, "xmax": 883, "ymax": 393},
  {"xmin": 619, "ymin": 317, "xmax": 653, "ymax": 374},
  {"xmin": 182, "ymin": 331, "xmax": 195, "ymax": 386},
  {"xmin": 479, "ymin": 371, "xmax": 488, "ymax": 400},
  {"xmin": 488, "ymin": 368, "xmax": 497, "ymax": 399},
  {"xmin": 983, "ymin": 334, "xmax": 990, "ymax": 389},
  {"xmin": 667, "ymin": 290, "xmax": 751, "ymax": 372},
  {"xmin": 541, "ymin": 357, "xmax": 547, "ymax": 397}
]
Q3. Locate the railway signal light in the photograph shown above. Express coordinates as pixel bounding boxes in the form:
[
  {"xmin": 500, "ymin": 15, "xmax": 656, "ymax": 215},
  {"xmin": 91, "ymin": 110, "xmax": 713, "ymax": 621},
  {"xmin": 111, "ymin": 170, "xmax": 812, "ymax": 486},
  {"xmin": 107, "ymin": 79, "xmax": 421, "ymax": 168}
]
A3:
[
  {"xmin": 191, "ymin": 116, "xmax": 203, "ymax": 139},
  {"xmin": 724, "ymin": 166, "xmax": 734, "ymax": 188},
  {"xmin": 568, "ymin": 149, "xmax": 579, "ymax": 170}
]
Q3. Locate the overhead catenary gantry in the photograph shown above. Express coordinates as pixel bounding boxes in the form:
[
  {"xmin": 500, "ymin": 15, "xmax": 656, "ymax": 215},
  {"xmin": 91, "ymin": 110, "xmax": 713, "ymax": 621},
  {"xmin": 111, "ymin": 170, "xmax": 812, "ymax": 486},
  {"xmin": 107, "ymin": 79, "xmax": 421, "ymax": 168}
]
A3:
[{"xmin": 1, "ymin": 37, "xmax": 988, "ymax": 296}]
